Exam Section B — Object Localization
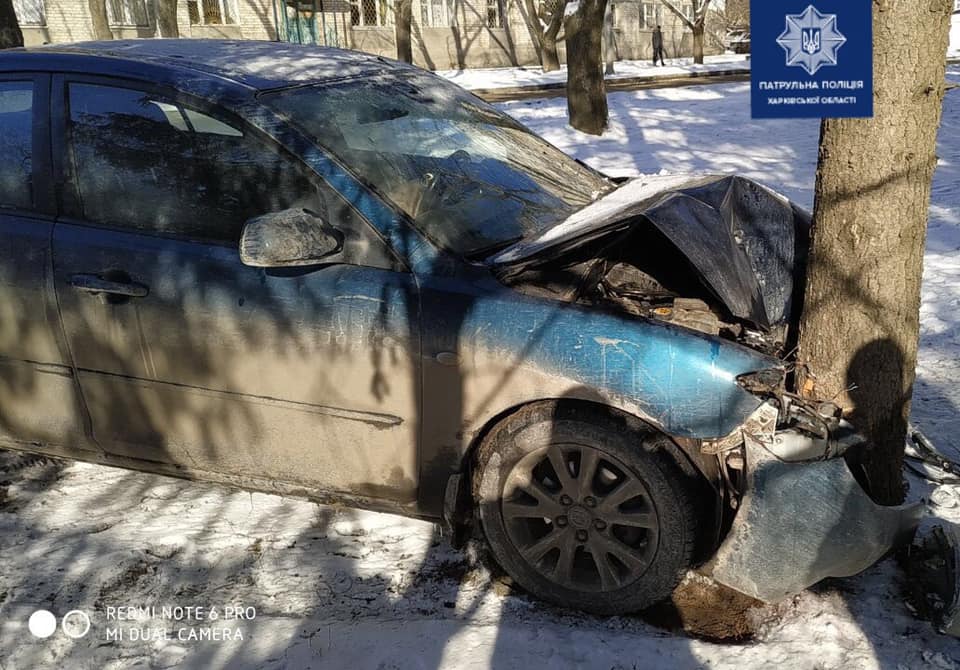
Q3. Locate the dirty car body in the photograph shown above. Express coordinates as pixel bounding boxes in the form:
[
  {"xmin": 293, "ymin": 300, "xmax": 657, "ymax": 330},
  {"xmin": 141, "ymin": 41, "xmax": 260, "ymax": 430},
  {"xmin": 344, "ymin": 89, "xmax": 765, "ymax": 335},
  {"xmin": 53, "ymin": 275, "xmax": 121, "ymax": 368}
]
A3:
[{"xmin": 0, "ymin": 40, "xmax": 919, "ymax": 610}]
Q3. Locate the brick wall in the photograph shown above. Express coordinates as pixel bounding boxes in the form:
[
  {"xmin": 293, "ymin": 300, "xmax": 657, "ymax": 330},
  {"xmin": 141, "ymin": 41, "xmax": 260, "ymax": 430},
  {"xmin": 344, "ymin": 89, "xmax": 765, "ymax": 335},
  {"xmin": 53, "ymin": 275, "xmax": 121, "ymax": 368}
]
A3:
[{"xmin": 20, "ymin": 0, "xmax": 97, "ymax": 45}]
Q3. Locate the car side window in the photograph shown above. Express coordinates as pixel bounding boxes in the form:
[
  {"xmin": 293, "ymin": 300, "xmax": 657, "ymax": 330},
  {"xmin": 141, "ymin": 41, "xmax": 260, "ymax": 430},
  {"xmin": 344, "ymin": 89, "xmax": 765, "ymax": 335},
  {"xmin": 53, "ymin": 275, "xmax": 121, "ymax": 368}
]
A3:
[
  {"xmin": 66, "ymin": 82, "xmax": 316, "ymax": 245},
  {"xmin": 65, "ymin": 82, "xmax": 400, "ymax": 269},
  {"xmin": 0, "ymin": 81, "xmax": 34, "ymax": 211}
]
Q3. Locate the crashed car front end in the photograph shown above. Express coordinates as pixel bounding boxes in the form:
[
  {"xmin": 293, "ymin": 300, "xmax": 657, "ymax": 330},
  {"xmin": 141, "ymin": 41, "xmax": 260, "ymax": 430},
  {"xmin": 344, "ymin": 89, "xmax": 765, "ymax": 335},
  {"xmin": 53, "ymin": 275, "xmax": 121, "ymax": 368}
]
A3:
[
  {"xmin": 702, "ymin": 388, "xmax": 923, "ymax": 602},
  {"xmin": 484, "ymin": 173, "xmax": 924, "ymax": 602}
]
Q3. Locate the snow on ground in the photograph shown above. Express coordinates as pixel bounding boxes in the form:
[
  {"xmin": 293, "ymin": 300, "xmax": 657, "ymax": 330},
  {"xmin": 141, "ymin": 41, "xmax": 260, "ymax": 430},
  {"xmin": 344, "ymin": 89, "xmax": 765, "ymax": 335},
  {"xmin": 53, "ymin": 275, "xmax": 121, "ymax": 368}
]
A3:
[
  {"xmin": 436, "ymin": 54, "xmax": 749, "ymax": 91},
  {"xmin": 2, "ymin": 71, "xmax": 960, "ymax": 670},
  {"xmin": 951, "ymin": 14, "xmax": 960, "ymax": 59}
]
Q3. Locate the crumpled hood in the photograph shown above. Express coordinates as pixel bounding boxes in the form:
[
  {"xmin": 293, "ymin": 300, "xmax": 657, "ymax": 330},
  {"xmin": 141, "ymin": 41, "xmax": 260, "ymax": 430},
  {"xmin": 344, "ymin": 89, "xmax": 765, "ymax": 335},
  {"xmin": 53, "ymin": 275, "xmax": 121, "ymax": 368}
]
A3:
[{"xmin": 491, "ymin": 174, "xmax": 811, "ymax": 330}]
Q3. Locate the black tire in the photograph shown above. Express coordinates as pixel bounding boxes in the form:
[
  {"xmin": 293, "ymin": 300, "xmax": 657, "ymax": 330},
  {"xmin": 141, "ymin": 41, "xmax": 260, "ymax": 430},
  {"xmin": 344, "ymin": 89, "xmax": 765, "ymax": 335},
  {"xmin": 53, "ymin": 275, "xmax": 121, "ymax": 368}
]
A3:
[{"xmin": 473, "ymin": 400, "xmax": 700, "ymax": 615}]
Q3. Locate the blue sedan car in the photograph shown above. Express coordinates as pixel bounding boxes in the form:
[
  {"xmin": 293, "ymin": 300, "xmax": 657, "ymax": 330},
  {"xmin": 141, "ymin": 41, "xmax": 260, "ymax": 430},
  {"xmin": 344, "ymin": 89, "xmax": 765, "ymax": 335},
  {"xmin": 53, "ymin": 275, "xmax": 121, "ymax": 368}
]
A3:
[{"xmin": 0, "ymin": 40, "xmax": 919, "ymax": 613}]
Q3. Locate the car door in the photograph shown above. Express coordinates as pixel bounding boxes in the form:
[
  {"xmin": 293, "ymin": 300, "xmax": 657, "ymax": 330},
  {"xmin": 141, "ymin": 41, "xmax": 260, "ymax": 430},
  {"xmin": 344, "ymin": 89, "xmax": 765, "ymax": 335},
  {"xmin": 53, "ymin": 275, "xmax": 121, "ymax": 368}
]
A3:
[
  {"xmin": 0, "ymin": 73, "xmax": 90, "ymax": 454},
  {"xmin": 50, "ymin": 76, "xmax": 422, "ymax": 503}
]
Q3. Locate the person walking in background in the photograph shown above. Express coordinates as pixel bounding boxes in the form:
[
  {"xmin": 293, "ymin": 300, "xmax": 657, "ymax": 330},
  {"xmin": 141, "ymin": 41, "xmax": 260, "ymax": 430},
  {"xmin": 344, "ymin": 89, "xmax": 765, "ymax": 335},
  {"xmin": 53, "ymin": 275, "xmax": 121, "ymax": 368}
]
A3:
[{"xmin": 652, "ymin": 25, "xmax": 665, "ymax": 65}]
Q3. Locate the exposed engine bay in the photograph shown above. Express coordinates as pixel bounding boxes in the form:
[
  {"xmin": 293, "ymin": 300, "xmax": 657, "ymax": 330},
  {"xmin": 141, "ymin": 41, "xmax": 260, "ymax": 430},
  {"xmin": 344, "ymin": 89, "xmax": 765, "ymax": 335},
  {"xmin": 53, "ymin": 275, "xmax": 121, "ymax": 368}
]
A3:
[{"xmin": 490, "ymin": 174, "xmax": 812, "ymax": 357}]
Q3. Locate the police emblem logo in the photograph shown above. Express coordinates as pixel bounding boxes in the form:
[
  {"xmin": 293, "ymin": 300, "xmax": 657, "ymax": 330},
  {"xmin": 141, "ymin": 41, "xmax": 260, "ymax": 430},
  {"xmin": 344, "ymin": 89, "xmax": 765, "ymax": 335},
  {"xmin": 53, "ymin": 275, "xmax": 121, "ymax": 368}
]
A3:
[{"xmin": 777, "ymin": 5, "xmax": 846, "ymax": 75}]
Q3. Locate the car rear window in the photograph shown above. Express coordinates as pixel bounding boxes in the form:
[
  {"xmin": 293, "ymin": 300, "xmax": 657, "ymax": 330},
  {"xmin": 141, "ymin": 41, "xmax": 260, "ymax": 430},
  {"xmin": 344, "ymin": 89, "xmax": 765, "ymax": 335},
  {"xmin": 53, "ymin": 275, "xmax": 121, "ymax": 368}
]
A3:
[{"xmin": 0, "ymin": 81, "xmax": 33, "ymax": 211}]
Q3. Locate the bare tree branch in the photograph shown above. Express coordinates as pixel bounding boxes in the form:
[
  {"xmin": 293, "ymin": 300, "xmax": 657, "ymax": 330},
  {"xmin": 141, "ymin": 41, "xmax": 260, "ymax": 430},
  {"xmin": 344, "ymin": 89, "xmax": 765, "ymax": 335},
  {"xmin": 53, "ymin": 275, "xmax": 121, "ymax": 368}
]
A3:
[
  {"xmin": 517, "ymin": 0, "xmax": 569, "ymax": 71},
  {"xmin": 660, "ymin": 0, "xmax": 712, "ymax": 29},
  {"xmin": 660, "ymin": 0, "xmax": 694, "ymax": 30}
]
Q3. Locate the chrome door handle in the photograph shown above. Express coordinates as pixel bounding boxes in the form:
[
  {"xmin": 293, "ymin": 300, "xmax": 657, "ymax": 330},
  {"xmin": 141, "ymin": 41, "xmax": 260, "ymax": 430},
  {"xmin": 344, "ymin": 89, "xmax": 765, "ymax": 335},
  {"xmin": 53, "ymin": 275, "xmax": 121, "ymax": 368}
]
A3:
[{"xmin": 69, "ymin": 273, "xmax": 149, "ymax": 298}]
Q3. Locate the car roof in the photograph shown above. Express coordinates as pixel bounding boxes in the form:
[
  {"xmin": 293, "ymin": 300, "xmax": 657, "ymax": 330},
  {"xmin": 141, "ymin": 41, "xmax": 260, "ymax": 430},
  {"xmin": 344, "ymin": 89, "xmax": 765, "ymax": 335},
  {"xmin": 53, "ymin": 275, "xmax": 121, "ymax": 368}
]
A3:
[{"xmin": 0, "ymin": 39, "xmax": 413, "ymax": 92}]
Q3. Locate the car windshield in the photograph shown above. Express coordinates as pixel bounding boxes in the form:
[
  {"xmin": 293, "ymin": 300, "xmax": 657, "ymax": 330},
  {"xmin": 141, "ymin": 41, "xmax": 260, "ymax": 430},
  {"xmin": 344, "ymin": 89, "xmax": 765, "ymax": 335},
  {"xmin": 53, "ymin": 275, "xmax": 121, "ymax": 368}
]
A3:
[{"xmin": 261, "ymin": 73, "xmax": 613, "ymax": 258}]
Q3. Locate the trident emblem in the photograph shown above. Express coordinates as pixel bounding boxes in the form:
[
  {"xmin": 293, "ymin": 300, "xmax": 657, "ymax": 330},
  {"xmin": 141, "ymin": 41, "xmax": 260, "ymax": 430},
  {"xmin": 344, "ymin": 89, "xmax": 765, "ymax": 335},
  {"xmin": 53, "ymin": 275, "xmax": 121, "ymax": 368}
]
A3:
[{"xmin": 802, "ymin": 28, "xmax": 821, "ymax": 55}]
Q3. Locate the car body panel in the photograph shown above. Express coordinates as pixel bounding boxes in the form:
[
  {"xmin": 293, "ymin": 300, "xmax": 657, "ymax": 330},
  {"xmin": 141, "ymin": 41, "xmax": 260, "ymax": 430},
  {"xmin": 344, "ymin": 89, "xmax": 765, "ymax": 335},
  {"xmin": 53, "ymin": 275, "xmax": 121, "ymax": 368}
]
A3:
[
  {"xmin": 0, "ymin": 72, "xmax": 91, "ymax": 454},
  {"xmin": 417, "ymin": 270, "xmax": 781, "ymax": 511},
  {"xmin": 0, "ymin": 214, "xmax": 91, "ymax": 452},
  {"xmin": 52, "ymin": 222, "xmax": 422, "ymax": 501}
]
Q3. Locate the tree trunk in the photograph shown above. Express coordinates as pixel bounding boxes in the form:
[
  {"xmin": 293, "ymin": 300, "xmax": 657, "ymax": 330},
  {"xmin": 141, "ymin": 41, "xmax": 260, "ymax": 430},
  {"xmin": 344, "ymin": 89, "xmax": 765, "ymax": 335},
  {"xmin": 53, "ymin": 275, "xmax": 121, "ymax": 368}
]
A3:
[
  {"xmin": 540, "ymin": 0, "xmax": 566, "ymax": 73},
  {"xmin": 541, "ymin": 32, "xmax": 561, "ymax": 72},
  {"xmin": 661, "ymin": 0, "xmax": 710, "ymax": 63},
  {"xmin": 565, "ymin": 0, "xmax": 607, "ymax": 135},
  {"xmin": 796, "ymin": 0, "xmax": 952, "ymax": 505},
  {"xmin": 692, "ymin": 22, "xmax": 704, "ymax": 64},
  {"xmin": 394, "ymin": 0, "xmax": 413, "ymax": 63},
  {"xmin": 520, "ymin": 0, "xmax": 567, "ymax": 73},
  {"xmin": 88, "ymin": 0, "xmax": 112, "ymax": 40},
  {"xmin": 602, "ymin": 2, "xmax": 616, "ymax": 75},
  {"xmin": 0, "ymin": 0, "xmax": 23, "ymax": 49},
  {"xmin": 157, "ymin": 0, "xmax": 179, "ymax": 38},
  {"xmin": 521, "ymin": 0, "xmax": 545, "ymax": 64}
]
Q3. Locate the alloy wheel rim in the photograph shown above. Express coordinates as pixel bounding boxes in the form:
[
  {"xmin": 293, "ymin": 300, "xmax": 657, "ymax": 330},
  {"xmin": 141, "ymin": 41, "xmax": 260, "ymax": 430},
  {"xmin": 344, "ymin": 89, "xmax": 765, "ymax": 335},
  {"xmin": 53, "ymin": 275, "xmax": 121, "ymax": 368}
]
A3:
[{"xmin": 501, "ymin": 442, "xmax": 660, "ymax": 593}]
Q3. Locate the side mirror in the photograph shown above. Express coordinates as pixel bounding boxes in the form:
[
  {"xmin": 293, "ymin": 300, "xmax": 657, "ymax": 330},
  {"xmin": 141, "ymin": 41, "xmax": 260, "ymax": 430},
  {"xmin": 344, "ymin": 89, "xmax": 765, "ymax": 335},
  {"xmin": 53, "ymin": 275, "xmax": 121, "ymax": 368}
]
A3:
[{"xmin": 239, "ymin": 208, "xmax": 344, "ymax": 268}]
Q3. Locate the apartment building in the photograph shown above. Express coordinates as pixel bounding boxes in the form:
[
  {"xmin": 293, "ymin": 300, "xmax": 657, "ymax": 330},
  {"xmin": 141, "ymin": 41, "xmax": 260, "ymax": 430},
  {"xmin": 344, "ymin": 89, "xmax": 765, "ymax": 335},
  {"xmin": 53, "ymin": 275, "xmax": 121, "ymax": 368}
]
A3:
[{"xmin": 12, "ymin": 0, "xmax": 722, "ymax": 69}]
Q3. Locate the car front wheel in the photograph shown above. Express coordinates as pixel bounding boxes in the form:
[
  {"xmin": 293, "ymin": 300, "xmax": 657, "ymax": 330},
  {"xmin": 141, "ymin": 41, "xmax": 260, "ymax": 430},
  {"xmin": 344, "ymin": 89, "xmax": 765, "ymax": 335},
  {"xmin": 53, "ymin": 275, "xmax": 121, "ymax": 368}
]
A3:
[{"xmin": 474, "ymin": 401, "xmax": 701, "ymax": 615}]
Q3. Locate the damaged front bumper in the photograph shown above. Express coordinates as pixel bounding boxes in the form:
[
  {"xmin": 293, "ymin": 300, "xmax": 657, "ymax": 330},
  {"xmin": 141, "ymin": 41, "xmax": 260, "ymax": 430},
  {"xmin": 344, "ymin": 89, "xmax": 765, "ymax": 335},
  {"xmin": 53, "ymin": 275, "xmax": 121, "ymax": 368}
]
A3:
[{"xmin": 705, "ymin": 407, "xmax": 924, "ymax": 603}]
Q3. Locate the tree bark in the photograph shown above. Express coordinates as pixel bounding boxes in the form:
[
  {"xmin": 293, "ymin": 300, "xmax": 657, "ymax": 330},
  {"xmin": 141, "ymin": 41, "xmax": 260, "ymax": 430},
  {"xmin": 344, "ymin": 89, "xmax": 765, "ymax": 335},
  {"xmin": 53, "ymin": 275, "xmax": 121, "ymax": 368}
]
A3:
[
  {"xmin": 796, "ymin": 0, "xmax": 953, "ymax": 505},
  {"xmin": 88, "ymin": 0, "xmax": 113, "ymax": 40},
  {"xmin": 691, "ymin": 22, "xmax": 704, "ymax": 64},
  {"xmin": 565, "ymin": 0, "xmax": 607, "ymax": 135},
  {"xmin": 541, "ymin": 32, "xmax": 561, "ymax": 71},
  {"xmin": 0, "ymin": 0, "xmax": 23, "ymax": 49},
  {"xmin": 157, "ymin": 0, "xmax": 180, "ymax": 38},
  {"xmin": 394, "ymin": 0, "xmax": 413, "ymax": 63}
]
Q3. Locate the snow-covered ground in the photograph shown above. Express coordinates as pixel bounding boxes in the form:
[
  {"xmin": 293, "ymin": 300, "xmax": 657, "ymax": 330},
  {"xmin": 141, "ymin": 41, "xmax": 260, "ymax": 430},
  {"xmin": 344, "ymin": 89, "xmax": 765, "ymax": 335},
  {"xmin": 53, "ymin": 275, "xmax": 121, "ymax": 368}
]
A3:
[
  {"xmin": 436, "ymin": 54, "xmax": 750, "ymax": 91},
  {"xmin": 951, "ymin": 13, "xmax": 960, "ymax": 59},
  {"xmin": 2, "ymin": 70, "xmax": 960, "ymax": 670}
]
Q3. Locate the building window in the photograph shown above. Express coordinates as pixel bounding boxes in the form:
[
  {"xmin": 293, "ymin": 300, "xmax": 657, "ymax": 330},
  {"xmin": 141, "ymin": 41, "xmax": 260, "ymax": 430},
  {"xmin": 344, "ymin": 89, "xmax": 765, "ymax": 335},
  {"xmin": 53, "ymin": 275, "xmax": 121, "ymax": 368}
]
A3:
[
  {"xmin": 350, "ymin": 0, "xmax": 393, "ymax": 26},
  {"xmin": 107, "ymin": 0, "xmax": 150, "ymax": 26},
  {"xmin": 12, "ymin": 0, "xmax": 45, "ymax": 26},
  {"xmin": 420, "ymin": 0, "xmax": 455, "ymax": 27},
  {"xmin": 187, "ymin": 0, "xmax": 239, "ymax": 25},
  {"xmin": 640, "ymin": 1, "xmax": 659, "ymax": 29},
  {"xmin": 682, "ymin": 1, "xmax": 694, "ymax": 21},
  {"xmin": 485, "ymin": 0, "xmax": 503, "ymax": 28}
]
